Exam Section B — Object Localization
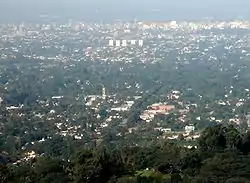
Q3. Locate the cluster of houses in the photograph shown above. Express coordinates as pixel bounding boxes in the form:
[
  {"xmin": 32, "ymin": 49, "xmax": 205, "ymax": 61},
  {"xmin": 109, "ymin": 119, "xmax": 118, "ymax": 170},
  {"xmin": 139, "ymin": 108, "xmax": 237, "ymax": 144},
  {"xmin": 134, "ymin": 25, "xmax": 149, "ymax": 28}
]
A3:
[{"xmin": 140, "ymin": 103, "xmax": 176, "ymax": 122}]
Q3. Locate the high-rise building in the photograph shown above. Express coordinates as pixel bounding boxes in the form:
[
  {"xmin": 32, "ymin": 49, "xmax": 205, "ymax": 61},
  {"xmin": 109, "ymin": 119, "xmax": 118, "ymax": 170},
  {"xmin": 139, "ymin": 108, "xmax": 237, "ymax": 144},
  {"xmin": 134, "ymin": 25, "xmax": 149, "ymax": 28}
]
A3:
[
  {"xmin": 102, "ymin": 86, "xmax": 106, "ymax": 99},
  {"xmin": 138, "ymin": 40, "xmax": 144, "ymax": 46},
  {"xmin": 116, "ymin": 40, "xmax": 121, "ymax": 47},
  {"xmin": 17, "ymin": 25, "xmax": 24, "ymax": 35},
  {"xmin": 134, "ymin": 17, "xmax": 137, "ymax": 25},
  {"xmin": 0, "ymin": 97, "xmax": 3, "ymax": 106},
  {"xmin": 246, "ymin": 114, "xmax": 250, "ymax": 130},
  {"xmin": 122, "ymin": 40, "xmax": 127, "ymax": 47},
  {"xmin": 130, "ymin": 40, "xmax": 136, "ymax": 45},
  {"xmin": 109, "ymin": 39, "xmax": 144, "ymax": 47},
  {"xmin": 108, "ymin": 40, "xmax": 114, "ymax": 46}
]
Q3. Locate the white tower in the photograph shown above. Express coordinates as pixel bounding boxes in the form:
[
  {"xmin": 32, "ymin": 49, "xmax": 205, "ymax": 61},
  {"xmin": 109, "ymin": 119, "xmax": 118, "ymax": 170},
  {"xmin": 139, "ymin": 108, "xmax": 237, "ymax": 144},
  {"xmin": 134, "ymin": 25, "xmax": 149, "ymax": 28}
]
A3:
[
  {"xmin": 109, "ymin": 40, "xmax": 114, "ymax": 46},
  {"xmin": 115, "ymin": 40, "xmax": 121, "ymax": 47},
  {"xmin": 0, "ymin": 97, "xmax": 3, "ymax": 106},
  {"xmin": 130, "ymin": 40, "xmax": 136, "ymax": 45},
  {"xmin": 247, "ymin": 114, "xmax": 250, "ymax": 130},
  {"xmin": 122, "ymin": 40, "xmax": 127, "ymax": 47},
  {"xmin": 102, "ymin": 85, "xmax": 106, "ymax": 99},
  {"xmin": 138, "ymin": 40, "xmax": 143, "ymax": 46}
]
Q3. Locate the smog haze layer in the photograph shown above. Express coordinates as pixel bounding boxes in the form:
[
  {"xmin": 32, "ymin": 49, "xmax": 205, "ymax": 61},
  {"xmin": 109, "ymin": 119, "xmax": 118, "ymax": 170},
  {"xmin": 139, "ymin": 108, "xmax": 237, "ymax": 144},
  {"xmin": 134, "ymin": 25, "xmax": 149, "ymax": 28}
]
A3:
[{"xmin": 0, "ymin": 0, "xmax": 250, "ymax": 22}]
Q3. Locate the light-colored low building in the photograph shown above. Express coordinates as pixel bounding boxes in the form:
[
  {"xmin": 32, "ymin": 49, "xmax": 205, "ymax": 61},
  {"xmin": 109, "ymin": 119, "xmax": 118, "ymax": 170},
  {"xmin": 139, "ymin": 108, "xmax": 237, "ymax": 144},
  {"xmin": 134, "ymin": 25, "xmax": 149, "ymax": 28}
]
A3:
[{"xmin": 185, "ymin": 125, "xmax": 195, "ymax": 133}]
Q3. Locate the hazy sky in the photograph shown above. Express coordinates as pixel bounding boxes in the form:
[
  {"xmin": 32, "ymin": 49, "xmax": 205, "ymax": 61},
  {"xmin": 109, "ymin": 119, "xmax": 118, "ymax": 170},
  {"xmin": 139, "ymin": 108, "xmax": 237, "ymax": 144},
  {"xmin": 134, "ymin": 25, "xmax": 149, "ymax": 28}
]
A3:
[{"xmin": 1, "ymin": 0, "xmax": 250, "ymax": 22}]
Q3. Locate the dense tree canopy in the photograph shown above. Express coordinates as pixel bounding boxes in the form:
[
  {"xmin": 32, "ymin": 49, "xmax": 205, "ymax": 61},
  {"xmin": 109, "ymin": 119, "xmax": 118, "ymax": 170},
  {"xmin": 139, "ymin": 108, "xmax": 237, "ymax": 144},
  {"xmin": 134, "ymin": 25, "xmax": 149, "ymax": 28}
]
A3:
[{"xmin": 1, "ymin": 124, "xmax": 250, "ymax": 183}]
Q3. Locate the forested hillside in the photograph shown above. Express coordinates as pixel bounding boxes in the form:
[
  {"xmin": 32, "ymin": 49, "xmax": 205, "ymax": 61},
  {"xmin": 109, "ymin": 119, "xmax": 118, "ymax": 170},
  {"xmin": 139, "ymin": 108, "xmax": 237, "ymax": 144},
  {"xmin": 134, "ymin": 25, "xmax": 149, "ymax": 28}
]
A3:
[{"xmin": 1, "ymin": 124, "xmax": 250, "ymax": 183}]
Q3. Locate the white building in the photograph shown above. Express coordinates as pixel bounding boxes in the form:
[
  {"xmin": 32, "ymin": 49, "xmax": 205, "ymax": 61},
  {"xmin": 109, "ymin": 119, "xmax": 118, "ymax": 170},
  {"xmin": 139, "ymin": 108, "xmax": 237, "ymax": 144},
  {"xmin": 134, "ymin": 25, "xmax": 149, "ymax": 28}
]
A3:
[
  {"xmin": 138, "ymin": 40, "xmax": 143, "ymax": 46},
  {"xmin": 246, "ymin": 114, "xmax": 250, "ymax": 129},
  {"xmin": 0, "ymin": 97, "xmax": 3, "ymax": 105},
  {"xmin": 122, "ymin": 40, "xmax": 127, "ymax": 47},
  {"xmin": 102, "ymin": 86, "xmax": 106, "ymax": 99},
  {"xmin": 111, "ymin": 107, "xmax": 128, "ymax": 111},
  {"xmin": 130, "ymin": 40, "xmax": 136, "ymax": 45},
  {"xmin": 170, "ymin": 21, "xmax": 178, "ymax": 28},
  {"xmin": 52, "ymin": 96, "xmax": 63, "ymax": 99},
  {"xmin": 115, "ymin": 40, "xmax": 121, "ymax": 47},
  {"xmin": 108, "ymin": 40, "xmax": 114, "ymax": 46},
  {"xmin": 185, "ymin": 125, "xmax": 195, "ymax": 133}
]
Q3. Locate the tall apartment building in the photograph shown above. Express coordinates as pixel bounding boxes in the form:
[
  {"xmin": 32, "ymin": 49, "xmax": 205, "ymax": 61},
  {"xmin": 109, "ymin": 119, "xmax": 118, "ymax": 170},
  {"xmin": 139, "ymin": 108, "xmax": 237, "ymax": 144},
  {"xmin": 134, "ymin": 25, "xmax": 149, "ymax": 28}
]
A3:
[
  {"xmin": 122, "ymin": 40, "xmax": 127, "ymax": 47},
  {"xmin": 108, "ymin": 40, "xmax": 144, "ymax": 47},
  {"xmin": 115, "ymin": 40, "xmax": 121, "ymax": 47},
  {"xmin": 138, "ymin": 40, "xmax": 143, "ymax": 46},
  {"xmin": 108, "ymin": 40, "xmax": 114, "ymax": 46}
]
